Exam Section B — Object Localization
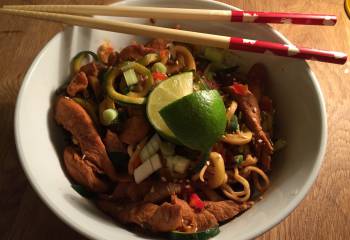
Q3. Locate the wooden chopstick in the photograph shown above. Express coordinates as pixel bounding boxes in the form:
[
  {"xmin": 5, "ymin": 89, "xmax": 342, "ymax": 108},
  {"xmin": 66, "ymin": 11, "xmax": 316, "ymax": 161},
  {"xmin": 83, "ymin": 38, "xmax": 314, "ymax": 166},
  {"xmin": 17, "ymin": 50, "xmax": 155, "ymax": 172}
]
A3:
[
  {"xmin": 0, "ymin": 8, "xmax": 346, "ymax": 64},
  {"xmin": 3, "ymin": 5, "xmax": 337, "ymax": 26}
]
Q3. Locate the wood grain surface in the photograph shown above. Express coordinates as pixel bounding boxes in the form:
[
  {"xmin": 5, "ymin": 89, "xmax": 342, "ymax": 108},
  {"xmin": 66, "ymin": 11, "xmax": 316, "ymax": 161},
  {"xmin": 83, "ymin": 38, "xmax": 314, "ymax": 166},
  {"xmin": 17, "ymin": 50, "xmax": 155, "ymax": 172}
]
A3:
[{"xmin": 0, "ymin": 0, "xmax": 349, "ymax": 239}]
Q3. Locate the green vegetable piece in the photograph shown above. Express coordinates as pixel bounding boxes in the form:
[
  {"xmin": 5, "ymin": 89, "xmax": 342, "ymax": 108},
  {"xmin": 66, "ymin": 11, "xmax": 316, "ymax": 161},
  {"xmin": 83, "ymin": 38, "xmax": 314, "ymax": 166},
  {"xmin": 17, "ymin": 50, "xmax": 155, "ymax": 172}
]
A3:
[
  {"xmin": 151, "ymin": 62, "xmax": 167, "ymax": 74},
  {"xmin": 138, "ymin": 53, "xmax": 160, "ymax": 66},
  {"xmin": 234, "ymin": 154, "xmax": 244, "ymax": 165},
  {"xmin": 106, "ymin": 62, "xmax": 154, "ymax": 105},
  {"xmin": 71, "ymin": 51, "xmax": 98, "ymax": 73},
  {"xmin": 123, "ymin": 68, "xmax": 138, "ymax": 87},
  {"xmin": 204, "ymin": 47, "xmax": 224, "ymax": 63},
  {"xmin": 230, "ymin": 114, "xmax": 240, "ymax": 132},
  {"xmin": 71, "ymin": 184, "xmax": 95, "ymax": 198},
  {"xmin": 102, "ymin": 108, "xmax": 118, "ymax": 126},
  {"xmin": 169, "ymin": 226, "xmax": 220, "ymax": 240}
]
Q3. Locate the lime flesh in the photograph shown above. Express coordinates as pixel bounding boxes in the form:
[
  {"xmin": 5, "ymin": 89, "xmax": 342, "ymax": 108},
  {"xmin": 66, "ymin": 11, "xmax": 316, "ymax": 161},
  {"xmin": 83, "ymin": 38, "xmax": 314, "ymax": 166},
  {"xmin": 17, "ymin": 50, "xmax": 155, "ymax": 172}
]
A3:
[{"xmin": 147, "ymin": 72, "xmax": 193, "ymax": 140}]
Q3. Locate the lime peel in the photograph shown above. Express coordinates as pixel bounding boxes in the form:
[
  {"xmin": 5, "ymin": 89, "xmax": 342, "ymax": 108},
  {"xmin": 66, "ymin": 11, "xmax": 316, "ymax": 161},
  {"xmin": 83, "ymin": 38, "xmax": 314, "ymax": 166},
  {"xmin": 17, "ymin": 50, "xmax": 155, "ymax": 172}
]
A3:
[{"xmin": 160, "ymin": 90, "xmax": 226, "ymax": 151}]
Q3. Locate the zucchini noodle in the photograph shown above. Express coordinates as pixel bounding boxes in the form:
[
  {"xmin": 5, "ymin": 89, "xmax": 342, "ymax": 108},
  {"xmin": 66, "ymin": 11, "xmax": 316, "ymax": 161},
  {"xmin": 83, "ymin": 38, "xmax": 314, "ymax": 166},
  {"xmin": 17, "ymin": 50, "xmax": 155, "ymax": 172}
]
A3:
[
  {"xmin": 174, "ymin": 45, "xmax": 196, "ymax": 71},
  {"xmin": 240, "ymin": 154, "xmax": 258, "ymax": 167},
  {"xmin": 221, "ymin": 167, "xmax": 251, "ymax": 202},
  {"xmin": 199, "ymin": 162, "xmax": 209, "ymax": 182},
  {"xmin": 242, "ymin": 166, "xmax": 270, "ymax": 193},
  {"xmin": 192, "ymin": 152, "xmax": 227, "ymax": 189},
  {"xmin": 206, "ymin": 152, "xmax": 227, "ymax": 188},
  {"xmin": 191, "ymin": 161, "xmax": 209, "ymax": 182}
]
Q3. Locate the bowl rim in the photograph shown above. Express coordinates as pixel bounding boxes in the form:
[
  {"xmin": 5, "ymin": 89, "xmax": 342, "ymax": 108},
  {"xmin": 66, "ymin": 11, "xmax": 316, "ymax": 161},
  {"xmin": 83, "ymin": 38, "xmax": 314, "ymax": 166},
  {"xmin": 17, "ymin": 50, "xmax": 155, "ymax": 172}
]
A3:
[{"xmin": 14, "ymin": 0, "xmax": 327, "ymax": 239}]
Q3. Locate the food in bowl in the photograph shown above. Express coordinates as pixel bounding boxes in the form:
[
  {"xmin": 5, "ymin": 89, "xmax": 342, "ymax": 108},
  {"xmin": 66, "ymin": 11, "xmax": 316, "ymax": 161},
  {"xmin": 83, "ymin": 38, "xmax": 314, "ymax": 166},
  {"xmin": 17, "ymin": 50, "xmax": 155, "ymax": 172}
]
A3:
[{"xmin": 53, "ymin": 38, "xmax": 285, "ymax": 239}]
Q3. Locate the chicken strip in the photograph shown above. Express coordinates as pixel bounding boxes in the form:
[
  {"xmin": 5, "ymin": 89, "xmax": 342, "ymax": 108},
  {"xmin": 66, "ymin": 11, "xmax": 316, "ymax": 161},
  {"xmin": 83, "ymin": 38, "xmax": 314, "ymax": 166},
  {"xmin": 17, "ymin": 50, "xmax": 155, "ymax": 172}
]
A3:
[
  {"xmin": 149, "ymin": 202, "xmax": 183, "ymax": 232},
  {"xmin": 55, "ymin": 96, "xmax": 118, "ymax": 181},
  {"xmin": 205, "ymin": 200, "xmax": 250, "ymax": 222},
  {"xmin": 96, "ymin": 200, "xmax": 183, "ymax": 232},
  {"xmin": 195, "ymin": 209, "xmax": 218, "ymax": 231},
  {"xmin": 103, "ymin": 130, "xmax": 126, "ymax": 153},
  {"xmin": 119, "ymin": 116, "xmax": 151, "ymax": 145},
  {"xmin": 119, "ymin": 44, "xmax": 156, "ymax": 61},
  {"xmin": 63, "ymin": 146, "xmax": 109, "ymax": 192},
  {"xmin": 66, "ymin": 72, "xmax": 88, "ymax": 97}
]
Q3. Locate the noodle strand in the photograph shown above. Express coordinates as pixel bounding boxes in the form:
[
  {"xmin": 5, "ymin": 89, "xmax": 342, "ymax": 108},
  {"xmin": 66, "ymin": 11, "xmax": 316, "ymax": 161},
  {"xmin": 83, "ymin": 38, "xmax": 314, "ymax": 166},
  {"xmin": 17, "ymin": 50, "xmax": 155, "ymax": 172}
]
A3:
[{"xmin": 221, "ymin": 167, "xmax": 251, "ymax": 202}]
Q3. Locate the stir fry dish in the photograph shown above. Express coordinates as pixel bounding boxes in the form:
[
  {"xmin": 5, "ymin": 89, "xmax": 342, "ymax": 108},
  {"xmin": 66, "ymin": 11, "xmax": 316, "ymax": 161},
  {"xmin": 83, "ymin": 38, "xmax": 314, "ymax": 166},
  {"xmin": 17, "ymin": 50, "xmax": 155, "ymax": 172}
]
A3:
[{"xmin": 54, "ymin": 38, "xmax": 285, "ymax": 239}]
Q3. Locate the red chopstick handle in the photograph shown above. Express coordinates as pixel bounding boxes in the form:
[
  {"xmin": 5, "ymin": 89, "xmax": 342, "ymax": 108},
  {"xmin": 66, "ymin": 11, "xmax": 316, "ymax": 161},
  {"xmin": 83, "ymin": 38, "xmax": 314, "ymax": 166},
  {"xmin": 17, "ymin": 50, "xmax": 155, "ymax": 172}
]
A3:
[
  {"xmin": 229, "ymin": 37, "xmax": 347, "ymax": 64},
  {"xmin": 231, "ymin": 11, "xmax": 337, "ymax": 25}
]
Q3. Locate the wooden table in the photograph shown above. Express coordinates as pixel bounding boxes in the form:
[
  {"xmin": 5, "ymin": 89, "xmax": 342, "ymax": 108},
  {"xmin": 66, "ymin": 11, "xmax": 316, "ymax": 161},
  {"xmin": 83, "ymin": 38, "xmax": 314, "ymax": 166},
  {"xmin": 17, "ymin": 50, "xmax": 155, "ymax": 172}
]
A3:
[{"xmin": 0, "ymin": 0, "xmax": 349, "ymax": 239}]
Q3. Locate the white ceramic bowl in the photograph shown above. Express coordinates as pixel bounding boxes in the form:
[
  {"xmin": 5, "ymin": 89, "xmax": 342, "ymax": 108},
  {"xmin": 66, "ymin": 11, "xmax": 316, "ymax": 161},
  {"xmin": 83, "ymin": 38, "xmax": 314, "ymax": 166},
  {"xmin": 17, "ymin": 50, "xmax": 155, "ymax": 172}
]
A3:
[{"xmin": 14, "ymin": 0, "xmax": 327, "ymax": 239}]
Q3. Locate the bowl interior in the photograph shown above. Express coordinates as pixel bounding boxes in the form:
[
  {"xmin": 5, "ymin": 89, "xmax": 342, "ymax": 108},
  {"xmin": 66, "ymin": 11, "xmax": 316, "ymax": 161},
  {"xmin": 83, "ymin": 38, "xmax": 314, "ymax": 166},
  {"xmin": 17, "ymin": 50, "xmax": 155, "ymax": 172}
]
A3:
[{"xmin": 15, "ymin": 0, "xmax": 326, "ymax": 239}]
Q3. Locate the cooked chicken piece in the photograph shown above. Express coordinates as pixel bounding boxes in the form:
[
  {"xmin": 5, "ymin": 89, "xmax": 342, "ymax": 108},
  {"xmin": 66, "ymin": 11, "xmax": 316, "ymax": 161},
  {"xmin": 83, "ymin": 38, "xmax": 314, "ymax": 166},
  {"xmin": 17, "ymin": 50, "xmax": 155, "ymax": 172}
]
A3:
[
  {"xmin": 66, "ymin": 72, "xmax": 88, "ymax": 97},
  {"xmin": 103, "ymin": 130, "xmax": 126, "ymax": 153},
  {"xmin": 111, "ymin": 182, "xmax": 129, "ymax": 200},
  {"xmin": 80, "ymin": 62, "xmax": 98, "ymax": 77},
  {"xmin": 112, "ymin": 181, "xmax": 153, "ymax": 202},
  {"xmin": 144, "ymin": 182, "xmax": 182, "ymax": 203},
  {"xmin": 97, "ymin": 199, "xmax": 183, "ymax": 232},
  {"xmin": 96, "ymin": 199, "xmax": 124, "ymax": 217},
  {"xmin": 205, "ymin": 200, "xmax": 249, "ymax": 222},
  {"xmin": 119, "ymin": 116, "xmax": 151, "ymax": 145},
  {"xmin": 107, "ymin": 51, "xmax": 120, "ymax": 66},
  {"xmin": 149, "ymin": 202, "xmax": 183, "ymax": 232},
  {"xmin": 195, "ymin": 209, "xmax": 218, "ymax": 231},
  {"xmin": 98, "ymin": 197, "xmax": 245, "ymax": 233},
  {"xmin": 55, "ymin": 97, "xmax": 118, "ymax": 181},
  {"xmin": 64, "ymin": 146, "xmax": 109, "ymax": 192},
  {"xmin": 171, "ymin": 195, "xmax": 197, "ymax": 232},
  {"xmin": 145, "ymin": 38, "xmax": 170, "ymax": 50},
  {"xmin": 96, "ymin": 200, "xmax": 158, "ymax": 226},
  {"xmin": 118, "ymin": 203, "xmax": 159, "ymax": 226},
  {"xmin": 126, "ymin": 106, "xmax": 146, "ymax": 117},
  {"xmin": 119, "ymin": 44, "xmax": 156, "ymax": 61}
]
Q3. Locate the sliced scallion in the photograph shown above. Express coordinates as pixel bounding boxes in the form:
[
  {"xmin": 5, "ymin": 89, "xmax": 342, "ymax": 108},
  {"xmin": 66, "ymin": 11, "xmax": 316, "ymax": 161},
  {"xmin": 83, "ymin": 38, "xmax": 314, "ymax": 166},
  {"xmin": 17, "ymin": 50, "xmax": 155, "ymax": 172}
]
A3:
[{"xmin": 123, "ymin": 68, "xmax": 139, "ymax": 87}]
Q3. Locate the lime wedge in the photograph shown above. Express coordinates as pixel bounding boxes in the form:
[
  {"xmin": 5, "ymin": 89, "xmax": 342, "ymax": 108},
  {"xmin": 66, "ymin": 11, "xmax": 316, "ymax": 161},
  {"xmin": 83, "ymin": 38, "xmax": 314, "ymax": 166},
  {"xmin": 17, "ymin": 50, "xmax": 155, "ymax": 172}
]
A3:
[
  {"xmin": 147, "ymin": 72, "xmax": 193, "ymax": 140},
  {"xmin": 160, "ymin": 90, "xmax": 226, "ymax": 151}
]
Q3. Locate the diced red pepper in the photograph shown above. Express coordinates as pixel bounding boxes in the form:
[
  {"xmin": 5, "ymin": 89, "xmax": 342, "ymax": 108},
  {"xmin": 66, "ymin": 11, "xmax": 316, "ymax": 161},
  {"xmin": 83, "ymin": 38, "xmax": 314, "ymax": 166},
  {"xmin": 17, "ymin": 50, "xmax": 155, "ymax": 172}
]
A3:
[
  {"xmin": 152, "ymin": 72, "xmax": 168, "ymax": 81},
  {"xmin": 260, "ymin": 95, "xmax": 273, "ymax": 112},
  {"xmin": 189, "ymin": 193, "xmax": 205, "ymax": 210},
  {"xmin": 231, "ymin": 83, "xmax": 249, "ymax": 96}
]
